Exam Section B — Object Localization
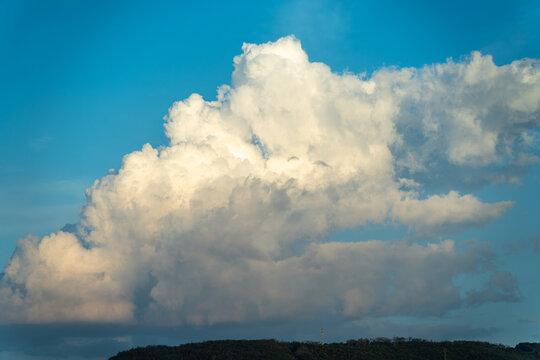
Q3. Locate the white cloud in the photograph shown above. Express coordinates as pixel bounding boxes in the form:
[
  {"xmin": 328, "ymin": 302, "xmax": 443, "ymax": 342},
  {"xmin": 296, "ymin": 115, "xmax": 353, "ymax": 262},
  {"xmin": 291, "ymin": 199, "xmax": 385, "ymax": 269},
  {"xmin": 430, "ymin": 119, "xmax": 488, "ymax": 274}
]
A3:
[
  {"xmin": 392, "ymin": 191, "xmax": 514, "ymax": 237},
  {"xmin": 1, "ymin": 36, "xmax": 537, "ymax": 325},
  {"xmin": 391, "ymin": 52, "xmax": 540, "ymax": 185},
  {"xmin": 1, "ymin": 233, "xmax": 132, "ymax": 323}
]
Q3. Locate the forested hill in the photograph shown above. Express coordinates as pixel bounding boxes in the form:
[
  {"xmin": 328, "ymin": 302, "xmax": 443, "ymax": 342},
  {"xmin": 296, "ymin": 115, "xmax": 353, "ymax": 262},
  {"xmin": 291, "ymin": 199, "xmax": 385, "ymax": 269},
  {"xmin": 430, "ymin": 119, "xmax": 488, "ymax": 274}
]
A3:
[{"xmin": 109, "ymin": 338, "xmax": 540, "ymax": 360}]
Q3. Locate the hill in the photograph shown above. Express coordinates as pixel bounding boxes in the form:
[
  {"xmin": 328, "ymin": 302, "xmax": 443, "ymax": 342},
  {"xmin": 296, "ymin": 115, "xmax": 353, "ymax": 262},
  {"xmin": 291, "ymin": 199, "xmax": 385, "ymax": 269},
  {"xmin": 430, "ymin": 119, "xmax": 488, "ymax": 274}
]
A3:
[{"xmin": 109, "ymin": 338, "xmax": 540, "ymax": 360}]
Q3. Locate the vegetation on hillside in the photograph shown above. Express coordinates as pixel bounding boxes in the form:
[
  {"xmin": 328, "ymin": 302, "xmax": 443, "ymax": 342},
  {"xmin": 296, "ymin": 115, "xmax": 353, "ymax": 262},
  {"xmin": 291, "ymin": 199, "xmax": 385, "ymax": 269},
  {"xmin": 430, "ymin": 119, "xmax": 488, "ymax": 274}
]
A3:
[{"xmin": 109, "ymin": 338, "xmax": 540, "ymax": 360}]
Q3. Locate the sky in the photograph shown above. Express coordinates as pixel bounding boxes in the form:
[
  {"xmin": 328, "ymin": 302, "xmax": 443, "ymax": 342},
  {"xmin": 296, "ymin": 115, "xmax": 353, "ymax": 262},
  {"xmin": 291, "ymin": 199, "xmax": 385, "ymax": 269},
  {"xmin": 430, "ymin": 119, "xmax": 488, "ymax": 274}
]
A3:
[{"xmin": 0, "ymin": 0, "xmax": 539, "ymax": 359}]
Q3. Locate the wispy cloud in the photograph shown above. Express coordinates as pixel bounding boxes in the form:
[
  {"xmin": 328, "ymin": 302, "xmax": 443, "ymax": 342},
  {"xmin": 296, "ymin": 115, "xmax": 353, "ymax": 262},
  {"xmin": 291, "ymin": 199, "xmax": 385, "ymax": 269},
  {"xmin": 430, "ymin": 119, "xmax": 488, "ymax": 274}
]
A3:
[
  {"xmin": 29, "ymin": 136, "xmax": 53, "ymax": 151},
  {"xmin": 520, "ymin": 317, "xmax": 540, "ymax": 323}
]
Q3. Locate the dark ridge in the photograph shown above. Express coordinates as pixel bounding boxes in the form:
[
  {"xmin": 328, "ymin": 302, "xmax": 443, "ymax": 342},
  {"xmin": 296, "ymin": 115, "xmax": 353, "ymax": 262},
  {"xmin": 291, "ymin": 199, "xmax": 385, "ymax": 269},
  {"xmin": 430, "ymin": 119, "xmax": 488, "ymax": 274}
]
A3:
[{"xmin": 109, "ymin": 338, "xmax": 540, "ymax": 360}]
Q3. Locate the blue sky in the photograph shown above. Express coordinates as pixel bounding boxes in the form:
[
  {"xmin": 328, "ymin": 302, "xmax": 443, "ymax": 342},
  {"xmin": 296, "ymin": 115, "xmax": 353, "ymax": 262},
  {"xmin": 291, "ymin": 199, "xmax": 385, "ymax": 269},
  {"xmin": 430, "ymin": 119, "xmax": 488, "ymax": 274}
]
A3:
[{"xmin": 1, "ymin": 0, "xmax": 539, "ymax": 359}]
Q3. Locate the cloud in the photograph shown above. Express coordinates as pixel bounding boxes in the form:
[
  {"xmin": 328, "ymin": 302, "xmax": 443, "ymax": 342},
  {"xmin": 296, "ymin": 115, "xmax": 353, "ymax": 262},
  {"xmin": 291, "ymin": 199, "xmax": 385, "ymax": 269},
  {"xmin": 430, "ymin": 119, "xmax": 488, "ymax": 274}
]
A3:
[
  {"xmin": 520, "ymin": 317, "xmax": 540, "ymax": 323},
  {"xmin": 29, "ymin": 136, "xmax": 53, "ymax": 151},
  {"xmin": 466, "ymin": 272, "xmax": 522, "ymax": 306},
  {"xmin": 1, "ymin": 233, "xmax": 132, "ymax": 323},
  {"xmin": 391, "ymin": 51, "xmax": 540, "ymax": 186},
  {"xmin": 1, "ymin": 36, "xmax": 537, "ymax": 325},
  {"xmin": 392, "ymin": 191, "xmax": 514, "ymax": 237}
]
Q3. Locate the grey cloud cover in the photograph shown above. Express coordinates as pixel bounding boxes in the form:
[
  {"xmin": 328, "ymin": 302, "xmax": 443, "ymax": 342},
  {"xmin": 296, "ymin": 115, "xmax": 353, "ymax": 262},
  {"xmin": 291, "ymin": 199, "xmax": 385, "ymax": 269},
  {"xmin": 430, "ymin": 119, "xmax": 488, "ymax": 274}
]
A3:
[{"xmin": 1, "ymin": 36, "xmax": 538, "ymax": 325}]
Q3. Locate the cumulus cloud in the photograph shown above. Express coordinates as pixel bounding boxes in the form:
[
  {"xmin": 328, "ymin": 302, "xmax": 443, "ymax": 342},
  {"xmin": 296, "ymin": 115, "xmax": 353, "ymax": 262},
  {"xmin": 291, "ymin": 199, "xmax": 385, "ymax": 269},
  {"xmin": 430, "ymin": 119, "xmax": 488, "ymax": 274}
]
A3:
[
  {"xmin": 391, "ymin": 51, "xmax": 540, "ymax": 186},
  {"xmin": 392, "ymin": 191, "xmax": 513, "ymax": 237},
  {"xmin": 1, "ymin": 36, "xmax": 538, "ymax": 325}
]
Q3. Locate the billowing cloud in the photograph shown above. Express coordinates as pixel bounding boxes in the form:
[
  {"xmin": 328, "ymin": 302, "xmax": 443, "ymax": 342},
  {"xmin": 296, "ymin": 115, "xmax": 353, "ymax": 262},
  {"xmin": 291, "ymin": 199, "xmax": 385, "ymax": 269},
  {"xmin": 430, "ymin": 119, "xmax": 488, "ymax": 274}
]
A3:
[
  {"xmin": 391, "ymin": 51, "xmax": 540, "ymax": 186},
  {"xmin": 1, "ymin": 36, "xmax": 538, "ymax": 325}
]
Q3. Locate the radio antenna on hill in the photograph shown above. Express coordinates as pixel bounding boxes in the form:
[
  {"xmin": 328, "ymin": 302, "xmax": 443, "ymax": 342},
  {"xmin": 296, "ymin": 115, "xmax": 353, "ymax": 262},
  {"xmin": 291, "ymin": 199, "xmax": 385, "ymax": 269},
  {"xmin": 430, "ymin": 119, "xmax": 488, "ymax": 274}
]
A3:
[{"xmin": 321, "ymin": 328, "xmax": 324, "ymax": 345}]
